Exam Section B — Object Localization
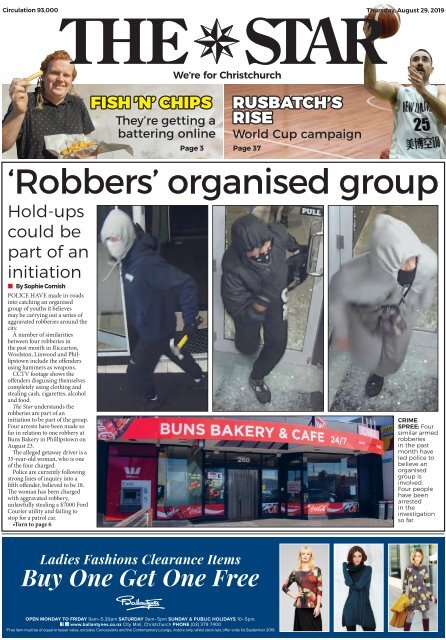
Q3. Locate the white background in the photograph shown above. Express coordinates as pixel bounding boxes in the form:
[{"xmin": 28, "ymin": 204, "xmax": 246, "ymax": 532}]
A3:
[
  {"xmin": 1, "ymin": 0, "xmax": 445, "ymax": 85},
  {"xmin": 333, "ymin": 543, "xmax": 384, "ymax": 632},
  {"xmin": 279, "ymin": 543, "xmax": 330, "ymax": 632}
]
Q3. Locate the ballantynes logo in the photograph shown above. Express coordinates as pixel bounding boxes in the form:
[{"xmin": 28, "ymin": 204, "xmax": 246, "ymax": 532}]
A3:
[{"xmin": 194, "ymin": 19, "xmax": 239, "ymax": 63}]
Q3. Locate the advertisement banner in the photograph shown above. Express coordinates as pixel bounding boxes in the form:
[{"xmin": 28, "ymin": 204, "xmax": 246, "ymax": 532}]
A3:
[{"xmin": 2, "ymin": 537, "xmax": 444, "ymax": 638}]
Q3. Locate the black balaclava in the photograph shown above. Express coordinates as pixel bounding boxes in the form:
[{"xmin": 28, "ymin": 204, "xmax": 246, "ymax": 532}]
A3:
[
  {"xmin": 397, "ymin": 259, "xmax": 417, "ymax": 286},
  {"xmin": 249, "ymin": 238, "xmax": 273, "ymax": 265}
]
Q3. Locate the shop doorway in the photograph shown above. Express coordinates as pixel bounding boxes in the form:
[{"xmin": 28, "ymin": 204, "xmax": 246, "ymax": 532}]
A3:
[{"xmin": 227, "ymin": 469, "xmax": 259, "ymax": 521}]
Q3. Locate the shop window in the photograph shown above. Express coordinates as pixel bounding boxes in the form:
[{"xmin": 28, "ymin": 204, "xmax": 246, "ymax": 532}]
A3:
[
  {"xmin": 157, "ymin": 447, "xmax": 202, "ymax": 519},
  {"xmin": 287, "ymin": 470, "xmax": 302, "ymax": 499},
  {"xmin": 261, "ymin": 469, "xmax": 279, "ymax": 516},
  {"xmin": 287, "ymin": 466, "xmax": 303, "ymax": 517},
  {"xmin": 165, "ymin": 459, "xmax": 188, "ymax": 505},
  {"xmin": 205, "ymin": 468, "xmax": 225, "ymax": 517},
  {"xmin": 306, "ymin": 455, "xmax": 358, "ymax": 503},
  {"xmin": 261, "ymin": 454, "xmax": 279, "ymax": 468}
]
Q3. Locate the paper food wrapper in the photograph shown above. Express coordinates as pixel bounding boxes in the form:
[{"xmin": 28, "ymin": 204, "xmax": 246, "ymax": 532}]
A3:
[{"xmin": 44, "ymin": 134, "xmax": 133, "ymax": 158}]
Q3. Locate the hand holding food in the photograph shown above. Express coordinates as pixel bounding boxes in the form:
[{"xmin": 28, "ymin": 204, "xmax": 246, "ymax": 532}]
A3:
[
  {"xmin": 8, "ymin": 71, "xmax": 42, "ymax": 115},
  {"xmin": 9, "ymin": 78, "xmax": 30, "ymax": 114}
]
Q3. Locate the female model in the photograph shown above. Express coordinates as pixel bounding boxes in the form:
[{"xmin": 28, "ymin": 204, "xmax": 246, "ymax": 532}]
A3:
[
  {"xmin": 282, "ymin": 545, "xmax": 323, "ymax": 631},
  {"xmin": 342, "ymin": 545, "xmax": 376, "ymax": 631},
  {"xmin": 402, "ymin": 548, "xmax": 435, "ymax": 631}
]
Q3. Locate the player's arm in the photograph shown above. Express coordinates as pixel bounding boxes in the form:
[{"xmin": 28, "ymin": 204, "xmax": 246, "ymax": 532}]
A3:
[
  {"xmin": 410, "ymin": 70, "xmax": 446, "ymax": 123},
  {"xmin": 364, "ymin": 55, "xmax": 399, "ymax": 103},
  {"xmin": 363, "ymin": 22, "xmax": 399, "ymax": 103}
]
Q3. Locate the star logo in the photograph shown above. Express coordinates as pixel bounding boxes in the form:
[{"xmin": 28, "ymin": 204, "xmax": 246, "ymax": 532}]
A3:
[{"xmin": 195, "ymin": 19, "xmax": 239, "ymax": 63}]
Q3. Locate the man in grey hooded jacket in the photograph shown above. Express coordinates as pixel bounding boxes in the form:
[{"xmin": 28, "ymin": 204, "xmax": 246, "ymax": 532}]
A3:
[{"xmin": 329, "ymin": 214, "xmax": 437, "ymax": 397}]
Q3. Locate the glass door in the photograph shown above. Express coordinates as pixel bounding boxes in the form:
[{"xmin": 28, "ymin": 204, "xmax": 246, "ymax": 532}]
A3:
[{"xmin": 261, "ymin": 469, "xmax": 279, "ymax": 517}]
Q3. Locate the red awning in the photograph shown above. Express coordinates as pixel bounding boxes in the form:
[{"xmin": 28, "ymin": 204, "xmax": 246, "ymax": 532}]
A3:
[{"xmin": 97, "ymin": 417, "xmax": 384, "ymax": 455}]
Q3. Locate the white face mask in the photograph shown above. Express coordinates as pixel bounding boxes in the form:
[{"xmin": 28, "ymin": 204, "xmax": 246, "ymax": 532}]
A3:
[{"xmin": 106, "ymin": 239, "xmax": 127, "ymax": 260}]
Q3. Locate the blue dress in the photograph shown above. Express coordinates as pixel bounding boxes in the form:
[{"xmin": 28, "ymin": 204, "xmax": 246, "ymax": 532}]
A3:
[{"xmin": 342, "ymin": 563, "xmax": 376, "ymax": 630}]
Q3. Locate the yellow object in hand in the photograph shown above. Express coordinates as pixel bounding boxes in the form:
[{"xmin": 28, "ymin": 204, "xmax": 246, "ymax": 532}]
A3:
[
  {"xmin": 25, "ymin": 71, "xmax": 43, "ymax": 82},
  {"xmin": 177, "ymin": 335, "xmax": 188, "ymax": 349},
  {"xmin": 61, "ymin": 140, "xmax": 97, "ymax": 156}
]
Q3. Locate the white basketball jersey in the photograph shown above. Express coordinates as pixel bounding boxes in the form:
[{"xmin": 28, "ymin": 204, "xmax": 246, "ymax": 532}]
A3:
[{"xmin": 390, "ymin": 85, "xmax": 446, "ymax": 159}]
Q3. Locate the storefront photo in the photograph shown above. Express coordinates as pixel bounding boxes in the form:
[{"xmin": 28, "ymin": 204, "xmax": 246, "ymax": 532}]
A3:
[{"xmin": 96, "ymin": 415, "xmax": 393, "ymax": 528}]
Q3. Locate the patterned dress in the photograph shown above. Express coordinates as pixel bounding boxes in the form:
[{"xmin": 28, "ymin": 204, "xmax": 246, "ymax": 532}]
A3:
[
  {"xmin": 282, "ymin": 568, "xmax": 323, "ymax": 631},
  {"xmin": 282, "ymin": 568, "xmax": 323, "ymax": 608},
  {"xmin": 403, "ymin": 563, "xmax": 432, "ymax": 612}
]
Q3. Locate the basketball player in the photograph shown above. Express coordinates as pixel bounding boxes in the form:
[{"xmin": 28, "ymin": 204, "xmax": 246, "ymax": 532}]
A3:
[{"xmin": 363, "ymin": 24, "xmax": 446, "ymax": 158}]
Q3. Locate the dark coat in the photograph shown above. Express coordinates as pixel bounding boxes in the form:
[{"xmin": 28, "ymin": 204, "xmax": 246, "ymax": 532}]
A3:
[
  {"xmin": 342, "ymin": 563, "xmax": 376, "ymax": 629},
  {"xmin": 121, "ymin": 234, "xmax": 199, "ymax": 343},
  {"xmin": 221, "ymin": 214, "xmax": 299, "ymax": 319}
]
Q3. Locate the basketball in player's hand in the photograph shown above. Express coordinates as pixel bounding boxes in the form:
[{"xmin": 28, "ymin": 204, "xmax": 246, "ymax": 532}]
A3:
[{"xmin": 367, "ymin": 5, "xmax": 401, "ymax": 39}]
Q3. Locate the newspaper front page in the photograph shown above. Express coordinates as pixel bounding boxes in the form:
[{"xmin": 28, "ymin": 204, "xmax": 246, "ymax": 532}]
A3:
[{"xmin": 1, "ymin": 0, "xmax": 445, "ymax": 637}]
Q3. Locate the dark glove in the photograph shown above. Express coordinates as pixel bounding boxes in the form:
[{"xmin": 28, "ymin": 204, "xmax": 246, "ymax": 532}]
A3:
[{"xmin": 182, "ymin": 322, "xmax": 198, "ymax": 337}]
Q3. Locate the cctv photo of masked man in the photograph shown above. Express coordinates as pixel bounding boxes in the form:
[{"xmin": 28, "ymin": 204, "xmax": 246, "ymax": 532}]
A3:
[
  {"xmin": 97, "ymin": 206, "xmax": 208, "ymax": 412},
  {"xmin": 213, "ymin": 205, "xmax": 324, "ymax": 411},
  {"xmin": 329, "ymin": 208, "xmax": 437, "ymax": 412}
]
